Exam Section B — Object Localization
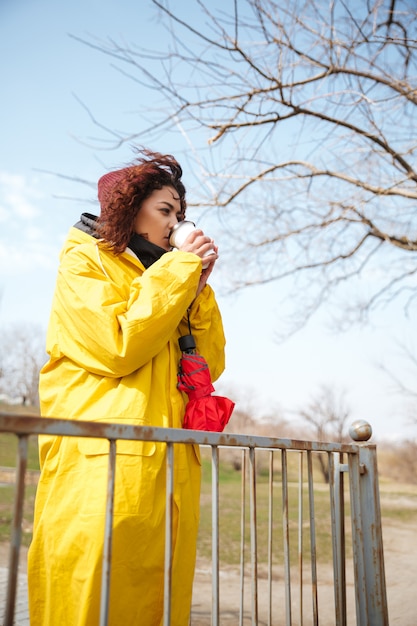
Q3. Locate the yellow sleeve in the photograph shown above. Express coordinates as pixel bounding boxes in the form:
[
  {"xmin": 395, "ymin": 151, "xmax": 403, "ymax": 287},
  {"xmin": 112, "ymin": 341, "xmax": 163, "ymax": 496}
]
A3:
[{"xmin": 47, "ymin": 247, "xmax": 201, "ymax": 377}]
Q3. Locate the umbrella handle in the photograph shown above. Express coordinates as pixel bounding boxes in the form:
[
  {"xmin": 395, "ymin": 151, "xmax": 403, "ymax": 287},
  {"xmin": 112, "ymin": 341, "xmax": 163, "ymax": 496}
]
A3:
[{"xmin": 179, "ymin": 334, "xmax": 196, "ymax": 353}]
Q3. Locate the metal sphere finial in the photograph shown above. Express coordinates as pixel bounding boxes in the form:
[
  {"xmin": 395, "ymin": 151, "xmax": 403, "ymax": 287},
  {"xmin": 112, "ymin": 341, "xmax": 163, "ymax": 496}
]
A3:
[{"xmin": 349, "ymin": 420, "xmax": 372, "ymax": 442}]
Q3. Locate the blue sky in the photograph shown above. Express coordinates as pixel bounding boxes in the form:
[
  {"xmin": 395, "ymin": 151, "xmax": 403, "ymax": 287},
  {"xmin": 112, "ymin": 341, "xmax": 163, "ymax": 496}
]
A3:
[{"xmin": 1, "ymin": 0, "xmax": 416, "ymax": 439}]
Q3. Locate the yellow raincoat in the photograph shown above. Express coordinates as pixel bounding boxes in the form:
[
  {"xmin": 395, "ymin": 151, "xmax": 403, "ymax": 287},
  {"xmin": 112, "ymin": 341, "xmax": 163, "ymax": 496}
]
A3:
[{"xmin": 28, "ymin": 224, "xmax": 226, "ymax": 626}]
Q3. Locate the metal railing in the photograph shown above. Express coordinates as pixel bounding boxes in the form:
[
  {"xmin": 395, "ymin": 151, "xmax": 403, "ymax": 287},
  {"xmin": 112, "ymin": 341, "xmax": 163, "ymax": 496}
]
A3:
[{"xmin": 0, "ymin": 413, "xmax": 388, "ymax": 625}]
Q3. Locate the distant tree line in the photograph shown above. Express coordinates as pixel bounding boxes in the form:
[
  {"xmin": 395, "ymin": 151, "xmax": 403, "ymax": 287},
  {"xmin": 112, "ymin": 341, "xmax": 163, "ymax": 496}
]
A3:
[{"xmin": 0, "ymin": 324, "xmax": 46, "ymax": 407}]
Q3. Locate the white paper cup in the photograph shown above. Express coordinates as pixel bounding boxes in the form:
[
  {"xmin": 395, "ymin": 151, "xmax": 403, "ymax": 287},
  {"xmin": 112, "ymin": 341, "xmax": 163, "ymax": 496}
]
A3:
[{"xmin": 169, "ymin": 221, "xmax": 214, "ymax": 269}]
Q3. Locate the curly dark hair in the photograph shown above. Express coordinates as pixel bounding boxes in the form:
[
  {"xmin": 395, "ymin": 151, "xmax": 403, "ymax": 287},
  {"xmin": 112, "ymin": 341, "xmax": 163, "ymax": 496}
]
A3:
[{"xmin": 96, "ymin": 149, "xmax": 186, "ymax": 253}]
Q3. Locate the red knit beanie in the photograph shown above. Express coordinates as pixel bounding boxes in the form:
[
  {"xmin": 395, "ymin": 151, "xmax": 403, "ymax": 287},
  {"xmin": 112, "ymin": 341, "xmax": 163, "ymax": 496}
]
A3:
[{"xmin": 97, "ymin": 167, "xmax": 135, "ymax": 216}]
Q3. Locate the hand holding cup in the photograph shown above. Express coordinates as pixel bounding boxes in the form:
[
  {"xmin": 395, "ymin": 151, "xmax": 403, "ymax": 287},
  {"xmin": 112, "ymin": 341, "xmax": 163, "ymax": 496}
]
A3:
[{"xmin": 169, "ymin": 221, "xmax": 217, "ymax": 269}]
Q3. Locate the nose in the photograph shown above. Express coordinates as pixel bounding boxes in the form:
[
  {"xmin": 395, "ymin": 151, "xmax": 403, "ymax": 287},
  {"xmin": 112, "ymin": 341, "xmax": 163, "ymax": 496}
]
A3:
[{"xmin": 169, "ymin": 214, "xmax": 180, "ymax": 229}]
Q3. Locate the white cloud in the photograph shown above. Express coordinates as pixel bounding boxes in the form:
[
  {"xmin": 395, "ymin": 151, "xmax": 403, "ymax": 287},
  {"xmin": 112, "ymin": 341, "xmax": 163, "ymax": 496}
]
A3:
[
  {"xmin": 0, "ymin": 172, "xmax": 25, "ymax": 187},
  {"xmin": 0, "ymin": 171, "xmax": 40, "ymax": 221},
  {"xmin": 25, "ymin": 225, "xmax": 43, "ymax": 241},
  {"xmin": 0, "ymin": 173, "xmax": 61, "ymax": 275},
  {"xmin": 0, "ymin": 239, "xmax": 59, "ymax": 275}
]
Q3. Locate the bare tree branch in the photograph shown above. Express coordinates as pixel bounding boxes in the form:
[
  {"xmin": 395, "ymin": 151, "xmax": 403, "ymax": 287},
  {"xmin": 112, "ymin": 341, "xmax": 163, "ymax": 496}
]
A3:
[{"xmin": 72, "ymin": 0, "xmax": 417, "ymax": 331}]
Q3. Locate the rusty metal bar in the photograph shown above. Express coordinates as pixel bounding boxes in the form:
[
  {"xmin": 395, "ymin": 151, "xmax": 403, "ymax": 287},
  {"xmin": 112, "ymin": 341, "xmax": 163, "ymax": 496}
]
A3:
[
  {"xmin": 327, "ymin": 453, "xmax": 342, "ymax": 626},
  {"xmin": 99, "ymin": 438, "xmax": 116, "ymax": 626},
  {"xmin": 329, "ymin": 451, "xmax": 347, "ymax": 626},
  {"xmin": 211, "ymin": 445, "xmax": 220, "ymax": 626},
  {"xmin": 307, "ymin": 451, "xmax": 319, "ymax": 626},
  {"xmin": 338, "ymin": 454, "xmax": 347, "ymax": 626},
  {"xmin": 4, "ymin": 434, "xmax": 28, "ymax": 626},
  {"xmin": 348, "ymin": 444, "xmax": 389, "ymax": 625},
  {"xmin": 298, "ymin": 451, "xmax": 304, "ymax": 625},
  {"xmin": 163, "ymin": 442, "xmax": 174, "ymax": 626},
  {"xmin": 248, "ymin": 447, "xmax": 258, "ymax": 624},
  {"xmin": 239, "ymin": 448, "xmax": 246, "ymax": 626},
  {"xmin": 281, "ymin": 449, "xmax": 292, "ymax": 625},
  {"xmin": 267, "ymin": 450, "xmax": 273, "ymax": 626},
  {"xmin": 0, "ymin": 414, "xmax": 359, "ymax": 454}
]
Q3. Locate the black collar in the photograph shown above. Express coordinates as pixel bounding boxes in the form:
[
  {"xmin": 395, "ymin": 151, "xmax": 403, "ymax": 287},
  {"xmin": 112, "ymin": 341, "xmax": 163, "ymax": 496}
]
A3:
[{"xmin": 127, "ymin": 232, "xmax": 167, "ymax": 268}]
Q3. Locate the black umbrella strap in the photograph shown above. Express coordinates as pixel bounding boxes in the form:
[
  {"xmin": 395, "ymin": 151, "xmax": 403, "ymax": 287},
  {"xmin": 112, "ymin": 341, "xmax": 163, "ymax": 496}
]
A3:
[{"xmin": 187, "ymin": 307, "xmax": 192, "ymax": 335}]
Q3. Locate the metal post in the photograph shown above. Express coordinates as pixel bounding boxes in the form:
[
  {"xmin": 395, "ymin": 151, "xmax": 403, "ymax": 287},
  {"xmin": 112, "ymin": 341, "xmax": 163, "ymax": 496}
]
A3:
[
  {"xmin": 298, "ymin": 451, "xmax": 303, "ymax": 626},
  {"xmin": 4, "ymin": 435, "xmax": 28, "ymax": 626},
  {"xmin": 239, "ymin": 448, "xmax": 247, "ymax": 626},
  {"xmin": 99, "ymin": 438, "xmax": 117, "ymax": 626},
  {"xmin": 249, "ymin": 447, "xmax": 258, "ymax": 625},
  {"xmin": 282, "ymin": 449, "xmax": 292, "ymax": 625},
  {"xmin": 211, "ymin": 445, "xmax": 220, "ymax": 625},
  {"xmin": 163, "ymin": 442, "xmax": 174, "ymax": 626},
  {"xmin": 307, "ymin": 451, "xmax": 318, "ymax": 626},
  {"xmin": 348, "ymin": 444, "xmax": 389, "ymax": 625},
  {"xmin": 268, "ymin": 450, "xmax": 274, "ymax": 626},
  {"xmin": 329, "ymin": 451, "xmax": 347, "ymax": 626}
]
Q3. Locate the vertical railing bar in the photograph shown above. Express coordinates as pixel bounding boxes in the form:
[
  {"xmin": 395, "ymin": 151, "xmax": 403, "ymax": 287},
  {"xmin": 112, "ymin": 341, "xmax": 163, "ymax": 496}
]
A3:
[
  {"xmin": 328, "ymin": 451, "xmax": 338, "ymax": 624},
  {"xmin": 267, "ymin": 450, "xmax": 273, "ymax": 626},
  {"xmin": 282, "ymin": 449, "xmax": 292, "ymax": 625},
  {"xmin": 307, "ymin": 451, "xmax": 319, "ymax": 626},
  {"xmin": 212, "ymin": 445, "xmax": 220, "ymax": 626},
  {"xmin": 339, "ymin": 453, "xmax": 347, "ymax": 625},
  {"xmin": 298, "ymin": 451, "xmax": 303, "ymax": 626},
  {"xmin": 328, "ymin": 451, "xmax": 346, "ymax": 626},
  {"xmin": 348, "ymin": 450, "xmax": 369, "ymax": 625},
  {"xmin": 335, "ymin": 451, "xmax": 346, "ymax": 626},
  {"xmin": 239, "ymin": 448, "xmax": 247, "ymax": 626},
  {"xmin": 163, "ymin": 442, "xmax": 174, "ymax": 626},
  {"xmin": 4, "ymin": 434, "xmax": 28, "ymax": 626},
  {"xmin": 249, "ymin": 447, "xmax": 258, "ymax": 625},
  {"xmin": 99, "ymin": 438, "xmax": 117, "ymax": 626}
]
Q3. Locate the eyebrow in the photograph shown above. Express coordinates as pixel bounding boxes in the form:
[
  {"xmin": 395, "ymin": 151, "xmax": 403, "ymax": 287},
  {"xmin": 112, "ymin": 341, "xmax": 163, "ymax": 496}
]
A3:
[{"xmin": 157, "ymin": 201, "xmax": 178, "ymax": 210}]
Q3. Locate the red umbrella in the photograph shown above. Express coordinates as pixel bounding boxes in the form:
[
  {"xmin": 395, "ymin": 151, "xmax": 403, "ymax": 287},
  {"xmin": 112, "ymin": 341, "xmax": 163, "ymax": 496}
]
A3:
[{"xmin": 177, "ymin": 335, "xmax": 235, "ymax": 432}]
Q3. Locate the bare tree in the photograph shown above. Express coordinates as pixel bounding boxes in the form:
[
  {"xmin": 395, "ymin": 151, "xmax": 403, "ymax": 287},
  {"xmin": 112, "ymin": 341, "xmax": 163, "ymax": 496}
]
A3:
[
  {"xmin": 0, "ymin": 324, "xmax": 47, "ymax": 407},
  {"xmin": 74, "ymin": 0, "xmax": 417, "ymax": 332},
  {"xmin": 297, "ymin": 384, "xmax": 350, "ymax": 482}
]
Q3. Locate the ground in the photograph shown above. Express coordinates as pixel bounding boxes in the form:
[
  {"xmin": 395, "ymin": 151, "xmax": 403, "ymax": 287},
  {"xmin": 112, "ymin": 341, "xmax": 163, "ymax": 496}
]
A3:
[
  {"xmin": 1, "ymin": 516, "xmax": 415, "ymax": 625},
  {"xmin": 189, "ymin": 518, "xmax": 416, "ymax": 625}
]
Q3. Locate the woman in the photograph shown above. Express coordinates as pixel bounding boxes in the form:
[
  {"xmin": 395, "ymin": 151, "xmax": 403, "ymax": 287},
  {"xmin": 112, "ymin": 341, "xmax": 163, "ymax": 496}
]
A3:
[{"xmin": 28, "ymin": 149, "xmax": 227, "ymax": 625}]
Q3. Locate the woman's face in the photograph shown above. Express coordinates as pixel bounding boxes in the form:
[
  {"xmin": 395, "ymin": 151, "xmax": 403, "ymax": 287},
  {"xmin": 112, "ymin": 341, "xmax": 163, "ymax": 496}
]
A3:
[{"xmin": 133, "ymin": 186, "xmax": 183, "ymax": 250}]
